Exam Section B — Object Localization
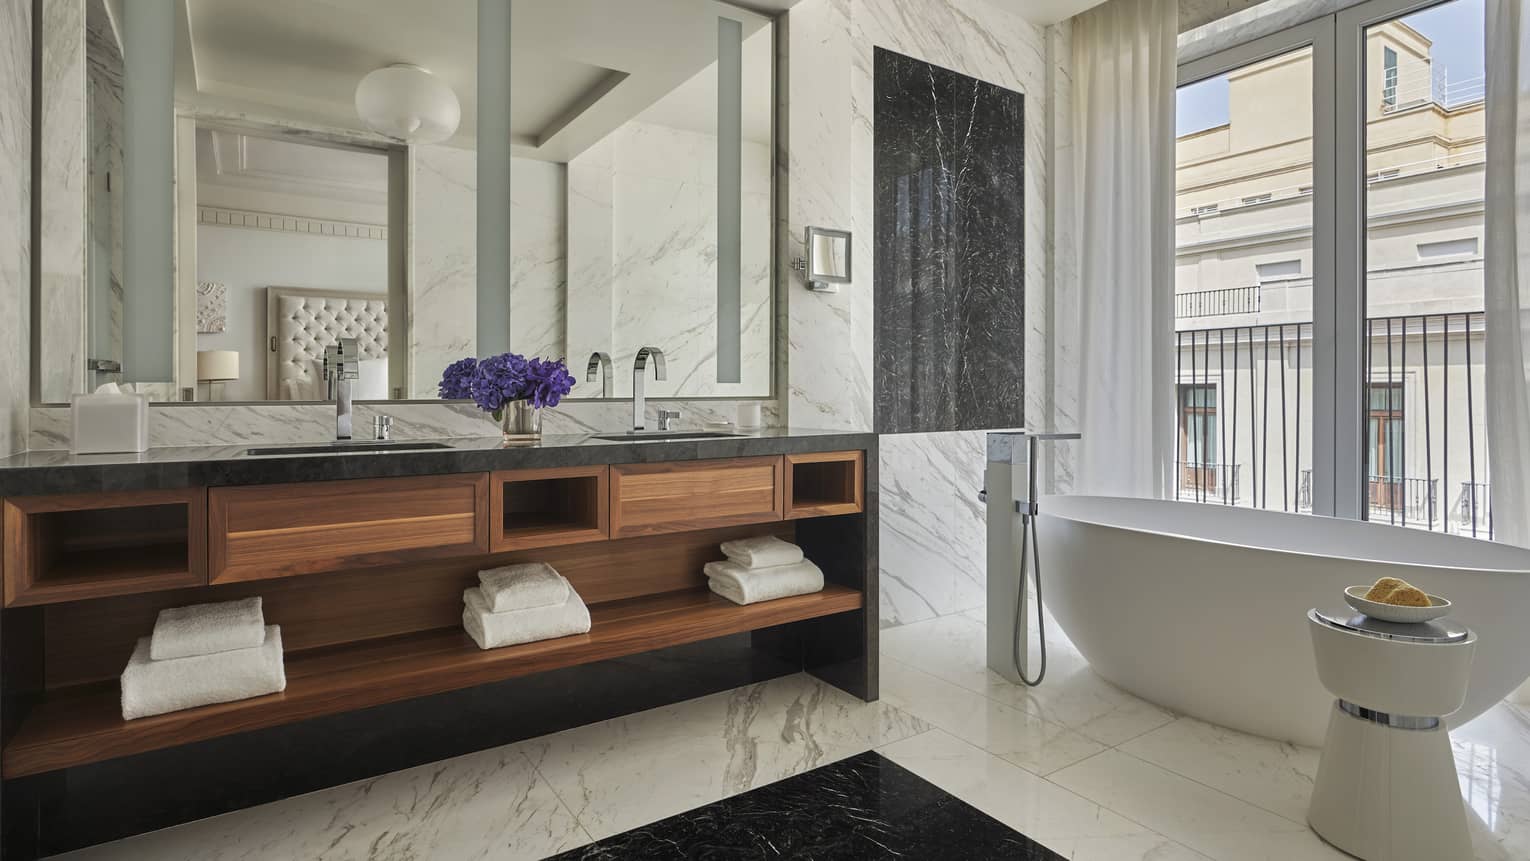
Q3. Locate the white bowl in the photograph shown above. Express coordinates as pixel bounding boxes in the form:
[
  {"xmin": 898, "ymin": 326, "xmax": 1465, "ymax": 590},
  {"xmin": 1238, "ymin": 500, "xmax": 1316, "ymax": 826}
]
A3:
[{"xmin": 1344, "ymin": 585, "xmax": 1452, "ymax": 623}]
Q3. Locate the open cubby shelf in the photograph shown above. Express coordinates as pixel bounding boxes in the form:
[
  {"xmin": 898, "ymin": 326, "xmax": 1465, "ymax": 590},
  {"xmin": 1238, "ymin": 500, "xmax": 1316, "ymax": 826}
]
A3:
[
  {"xmin": 3, "ymin": 490, "xmax": 207, "ymax": 607},
  {"xmin": 785, "ymin": 452, "xmax": 865, "ymax": 519},
  {"xmin": 491, "ymin": 466, "xmax": 609, "ymax": 551},
  {"xmin": 1, "ymin": 583, "xmax": 864, "ymax": 778}
]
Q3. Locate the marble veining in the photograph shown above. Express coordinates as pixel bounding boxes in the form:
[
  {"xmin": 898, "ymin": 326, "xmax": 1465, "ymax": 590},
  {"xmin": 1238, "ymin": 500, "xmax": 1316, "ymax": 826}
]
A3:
[
  {"xmin": 568, "ymin": 122, "xmax": 772, "ymax": 399},
  {"xmin": 516, "ymin": 672, "xmax": 929, "ymax": 840},
  {"xmin": 0, "ymin": 0, "xmax": 31, "ymax": 457},
  {"xmin": 873, "ymin": 47, "xmax": 1025, "ymax": 434},
  {"xmin": 552, "ymin": 750, "xmax": 1063, "ymax": 860}
]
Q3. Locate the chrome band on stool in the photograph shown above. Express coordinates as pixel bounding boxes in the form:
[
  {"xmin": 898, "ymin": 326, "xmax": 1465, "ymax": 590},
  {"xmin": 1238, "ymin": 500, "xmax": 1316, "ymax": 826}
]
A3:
[{"xmin": 1337, "ymin": 699, "xmax": 1441, "ymax": 730}]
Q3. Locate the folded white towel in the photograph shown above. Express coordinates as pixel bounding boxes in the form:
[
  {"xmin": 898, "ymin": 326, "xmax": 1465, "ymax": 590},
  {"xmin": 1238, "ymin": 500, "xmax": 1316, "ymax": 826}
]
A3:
[
  {"xmin": 462, "ymin": 587, "xmax": 591, "ymax": 650},
  {"xmin": 719, "ymin": 535, "xmax": 804, "ymax": 569},
  {"xmin": 703, "ymin": 559, "xmax": 825, "ymax": 605},
  {"xmin": 477, "ymin": 562, "xmax": 569, "ymax": 613},
  {"xmin": 121, "ymin": 625, "xmax": 286, "ymax": 720},
  {"xmin": 149, "ymin": 597, "xmax": 266, "ymax": 661}
]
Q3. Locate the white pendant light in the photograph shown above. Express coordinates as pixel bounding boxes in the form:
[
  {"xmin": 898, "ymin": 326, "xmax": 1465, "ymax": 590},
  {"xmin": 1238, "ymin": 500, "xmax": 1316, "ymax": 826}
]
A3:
[{"xmin": 355, "ymin": 63, "xmax": 461, "ymax": 144}]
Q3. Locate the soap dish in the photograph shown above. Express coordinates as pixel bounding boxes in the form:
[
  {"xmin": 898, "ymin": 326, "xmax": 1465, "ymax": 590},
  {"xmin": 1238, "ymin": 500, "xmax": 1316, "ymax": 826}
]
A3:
[{"xmin": 1343, "ymin": 585, "xmax": 1451, "ymax": 624}]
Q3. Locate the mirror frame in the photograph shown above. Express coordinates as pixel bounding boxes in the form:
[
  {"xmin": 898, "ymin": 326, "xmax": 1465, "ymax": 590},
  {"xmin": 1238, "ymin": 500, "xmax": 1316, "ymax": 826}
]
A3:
[{"xmin": 804, "ymin": 226, "xmax": 852, "ymax": 293}]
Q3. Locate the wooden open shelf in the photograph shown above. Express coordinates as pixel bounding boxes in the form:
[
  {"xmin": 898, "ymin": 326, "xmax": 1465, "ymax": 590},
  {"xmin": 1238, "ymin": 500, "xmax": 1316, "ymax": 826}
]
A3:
[
  {"xmin": 785, "ymin": 451, "xmax": 865, "ymax": 519},
  {"xmin": 1, "ymin": 583, "xmax": 863, "ymax": 778},
  {"xmin": 3, "ymin": 489, "xmax": 207, "ymax": 607},
  {"xmin": 491, "ymin": 466, "xmax": 609, "ymax": 551}
]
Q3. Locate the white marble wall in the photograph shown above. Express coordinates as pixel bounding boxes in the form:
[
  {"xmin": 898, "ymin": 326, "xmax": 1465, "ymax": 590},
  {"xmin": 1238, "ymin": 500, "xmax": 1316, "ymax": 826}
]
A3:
[
  {"xmin": 409, "ymin": 149, "xmax": 568, "ymax": 398},
  {"xmin": 779, "ymin": 0, "xmax": 1064, "ymax": 627},
  {"xmin": 1, "ymin": 0, "xmax": 31, "ymax": 456},
  {"xmin": 38, "ymin": 0, "xmax": 86, "ymax": 404},
  {"xmin": 28, "ymin": 398, "xmax": 782, "ymax": 449},
  {"xmin": 566, "ymin": 121, "xmax": 772, "ymax": 399},
  {"xmin": 409, "ymin": 145, "xmax": 477, "ymax": 398}
]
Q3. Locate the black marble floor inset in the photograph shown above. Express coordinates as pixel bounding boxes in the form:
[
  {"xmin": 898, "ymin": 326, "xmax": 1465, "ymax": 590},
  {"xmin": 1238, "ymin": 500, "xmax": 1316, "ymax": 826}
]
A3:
[{"xmin": 551, "ymin": 750, "xmax": 1064, "ymax": 860}]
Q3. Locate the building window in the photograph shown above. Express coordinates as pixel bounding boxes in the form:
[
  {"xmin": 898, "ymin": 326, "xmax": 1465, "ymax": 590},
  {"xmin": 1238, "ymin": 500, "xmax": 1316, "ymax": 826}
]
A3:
[
  {"xmin": 1382, "ymin": 46, "xmax": 1399, "ymax": 108},
  {"xmin": 1241, "ymin": 192, "xmax": 1272, "ymax": 205},
  {"xmin": 1178, "ymin": 384, "xmax": 1220, "ymax": 496},
  {"xmin": 1416, "ymin": 237, "xmax": 1479, "ymax": 259},
  {"xmin": 1190, "ymin": 203, "xmax": 1220, "ymax": 216},
  {"xmin": 1366, "ymin": 383, "xmax": 1405, "ymax": 511},
  {"xmin": 1255, "ymin": 259, "xmax": 1303, "ymax": 281}
]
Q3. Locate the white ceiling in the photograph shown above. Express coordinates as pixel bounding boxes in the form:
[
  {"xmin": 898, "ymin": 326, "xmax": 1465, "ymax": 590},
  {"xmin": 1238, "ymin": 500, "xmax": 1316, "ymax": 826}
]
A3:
[
  {"xmin": 177, "ymin": 0, "xmax": 772, "ymax": 163},
  {"xmin": 983, "ymin": 0, "xmax": 1111, "ymax": 25}
]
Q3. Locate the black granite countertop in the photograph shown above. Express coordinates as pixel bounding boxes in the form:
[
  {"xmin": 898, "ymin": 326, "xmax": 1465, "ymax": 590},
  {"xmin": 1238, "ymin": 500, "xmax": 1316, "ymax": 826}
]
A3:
[{"xmin": 0, "ymin": 428, "xmax": 878, "ymax": 497}]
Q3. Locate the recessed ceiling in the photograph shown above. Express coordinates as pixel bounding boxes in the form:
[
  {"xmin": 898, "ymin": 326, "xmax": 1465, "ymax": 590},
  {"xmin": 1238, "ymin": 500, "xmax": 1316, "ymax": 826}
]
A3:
[
  {"xmin": 177, "ymin": 0, "xmax": 773, "ymax": 163},
  {"xmin": 983, "ymin": 0, "xmax": 1111, "ymax": 26}
]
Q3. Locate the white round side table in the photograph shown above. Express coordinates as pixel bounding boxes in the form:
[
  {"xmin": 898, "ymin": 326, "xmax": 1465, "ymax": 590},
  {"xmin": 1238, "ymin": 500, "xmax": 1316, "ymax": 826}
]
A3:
[{"xmin": 1306, "ymin": 608, "xmax": 1476, "ymax": 861}]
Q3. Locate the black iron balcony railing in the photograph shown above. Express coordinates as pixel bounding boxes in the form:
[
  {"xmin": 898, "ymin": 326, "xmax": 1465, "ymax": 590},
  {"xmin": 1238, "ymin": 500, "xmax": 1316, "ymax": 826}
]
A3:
[
  {"xmin": 1458, "ymin": 482, "xmax": 1492, "ymax": 537},
  {"xmin": 1176, "ymin": 312, "xmax": 1491, "ymax": 538},
  {"xmin": 1175, "ymin": 285, "xmax": 1260, "ymax": 319},
  {"xmin": 1175, "ymin": 461, "xmax": 1242, "ymax": 505}
]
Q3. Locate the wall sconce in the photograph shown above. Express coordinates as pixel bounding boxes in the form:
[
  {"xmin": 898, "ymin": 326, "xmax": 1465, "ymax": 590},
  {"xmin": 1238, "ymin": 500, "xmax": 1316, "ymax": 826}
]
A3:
[{"xmin": 794, "ymin": 226, "xmax": 852, "ymax": 293}]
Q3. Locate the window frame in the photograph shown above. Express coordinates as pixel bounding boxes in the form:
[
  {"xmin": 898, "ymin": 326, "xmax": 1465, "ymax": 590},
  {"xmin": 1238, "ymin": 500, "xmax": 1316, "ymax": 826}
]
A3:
[{"xmin": 1175, "ymin": 0, "xmax": 1456, "ymax": 521}]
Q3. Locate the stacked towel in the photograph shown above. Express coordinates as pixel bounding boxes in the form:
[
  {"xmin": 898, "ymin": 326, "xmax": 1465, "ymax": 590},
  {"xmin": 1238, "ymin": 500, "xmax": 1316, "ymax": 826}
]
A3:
[
  {"xmin": 478, "ymin": 562, "xmax": 569, "ymax": 613},
  {"xmin": 150, "ymin": 596, "xmax": 265, "ymax": 660},
  {"xmin": 463, "ymin": 565, "xmax": 590, "ymax": 650},
  {"xmin": 705, "ymin": 538, "xmax": 824, "ymax": 606},
  {"xmin": 720, "ymin": 535, "xmax": 804, "ymax": 568},
  {"xmin": 122, "ymin": 598, "xmax": 285, "ymax": 720}
]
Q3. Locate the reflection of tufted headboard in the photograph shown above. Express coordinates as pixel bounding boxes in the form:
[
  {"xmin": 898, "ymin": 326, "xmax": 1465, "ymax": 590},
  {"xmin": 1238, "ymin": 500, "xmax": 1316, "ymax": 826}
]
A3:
[{"xmin": 265, "ymin": 287, "xmax": 388, "ymax": 400}]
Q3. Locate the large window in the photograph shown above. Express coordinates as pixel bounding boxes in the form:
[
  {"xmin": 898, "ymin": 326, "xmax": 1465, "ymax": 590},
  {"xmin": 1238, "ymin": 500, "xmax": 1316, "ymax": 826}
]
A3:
[
  {"xmin": 1175, "ymin": 43, "xmax": 1315, "ymax": 513},
  {"xmin": 1174, "ymin": 0, "xmax": 1490, "ymax": 537}
]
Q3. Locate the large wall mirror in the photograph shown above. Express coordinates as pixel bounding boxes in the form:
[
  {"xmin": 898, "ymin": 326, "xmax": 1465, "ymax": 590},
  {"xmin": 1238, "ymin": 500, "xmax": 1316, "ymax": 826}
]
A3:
[{"xmin": 35, "ymin": 0, "xmax": 774, "ymax": 405}]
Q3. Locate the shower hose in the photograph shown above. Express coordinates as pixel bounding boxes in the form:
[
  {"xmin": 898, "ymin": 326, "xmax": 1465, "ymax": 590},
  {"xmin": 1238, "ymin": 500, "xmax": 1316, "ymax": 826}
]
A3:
[{"xmin": 1012, "ymin": 507, "xmax": 1046, "ymax": 686}]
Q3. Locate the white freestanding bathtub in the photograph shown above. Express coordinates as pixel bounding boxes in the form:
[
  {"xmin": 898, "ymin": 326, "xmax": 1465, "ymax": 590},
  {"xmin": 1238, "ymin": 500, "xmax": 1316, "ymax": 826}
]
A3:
[{"xmin": 1037, "ymin": 495, "xmax": 1530, "ymax": 747}]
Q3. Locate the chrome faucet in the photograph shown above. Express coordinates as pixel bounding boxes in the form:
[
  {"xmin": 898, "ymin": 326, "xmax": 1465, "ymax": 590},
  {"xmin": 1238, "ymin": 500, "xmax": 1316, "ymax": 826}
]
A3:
[
  {"xmin": 323, "ymin": 338, "xmax": 360, "ymax": 440},
  {"xmin": 631, "ymin": 346, "xmax": 666, "ymax": 431},
  {"xmin": 585, "ymin": 351, "xmax": 614, "ymax": 398}
]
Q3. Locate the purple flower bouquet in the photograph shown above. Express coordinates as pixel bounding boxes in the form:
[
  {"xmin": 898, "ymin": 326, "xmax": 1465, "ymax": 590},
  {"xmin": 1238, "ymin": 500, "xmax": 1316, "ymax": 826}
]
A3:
[{"xmin": 439, "ymin": 353, "xmax": 575, "ymax": 440}]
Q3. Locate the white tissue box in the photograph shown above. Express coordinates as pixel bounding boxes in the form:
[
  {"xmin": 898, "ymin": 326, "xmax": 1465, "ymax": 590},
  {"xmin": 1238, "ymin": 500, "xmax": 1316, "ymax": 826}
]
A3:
[{"xmin": 71, "ymin": 392, "xmax": 150, "ymax": 453}]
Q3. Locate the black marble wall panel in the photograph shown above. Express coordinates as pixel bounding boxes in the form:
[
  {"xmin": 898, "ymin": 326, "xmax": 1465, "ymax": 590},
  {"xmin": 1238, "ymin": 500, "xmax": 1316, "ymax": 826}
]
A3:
[{"xmin": 874, "ymin": 48, "xmax": 1025, "ymax": 434}]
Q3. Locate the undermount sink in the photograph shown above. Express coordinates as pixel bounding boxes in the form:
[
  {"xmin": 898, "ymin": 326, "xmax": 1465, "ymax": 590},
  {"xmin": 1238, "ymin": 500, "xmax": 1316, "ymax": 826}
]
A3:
[
  {"xmin": 593, "ymin": 431, "xmax": 744, "ymax": 442},
  {"xmin": 240, "ymin": 441, "xmax": 453, "ymax": 457}
]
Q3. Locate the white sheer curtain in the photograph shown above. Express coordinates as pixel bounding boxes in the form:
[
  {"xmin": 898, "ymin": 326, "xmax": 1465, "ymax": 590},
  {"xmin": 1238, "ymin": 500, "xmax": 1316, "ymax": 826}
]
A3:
[
  {"xmin": 1070, "ymin": 0, "xmax": 1179, "ymax": 498},
  {"xmin": 1486, "ymin": 0, "xmax": 1530, "ymax": 550}
]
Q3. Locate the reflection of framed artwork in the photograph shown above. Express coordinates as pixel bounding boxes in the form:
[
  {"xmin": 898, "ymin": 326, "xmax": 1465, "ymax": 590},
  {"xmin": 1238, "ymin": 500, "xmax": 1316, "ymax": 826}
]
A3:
[{"xmin": 196, "ymin": 281, "xmax": 228, "ymax": 334}]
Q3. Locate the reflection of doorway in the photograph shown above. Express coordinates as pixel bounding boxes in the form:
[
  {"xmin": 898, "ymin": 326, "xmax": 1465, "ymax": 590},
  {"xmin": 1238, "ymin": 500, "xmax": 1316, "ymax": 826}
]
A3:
[
  {"xmin": 1366, "ymin": 382, "xmax": 1404, "ymax": 512},
  {"xmin": 1178, "ymin": 383, "xmax": 1219, "ymax": 495}
]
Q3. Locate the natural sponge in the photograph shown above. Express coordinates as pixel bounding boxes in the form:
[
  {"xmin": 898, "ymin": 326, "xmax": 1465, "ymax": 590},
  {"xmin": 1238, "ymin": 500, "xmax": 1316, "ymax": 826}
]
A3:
[{"xmin": 1364, "ymin": 576, "xmax": 1431, "ymax": 607}]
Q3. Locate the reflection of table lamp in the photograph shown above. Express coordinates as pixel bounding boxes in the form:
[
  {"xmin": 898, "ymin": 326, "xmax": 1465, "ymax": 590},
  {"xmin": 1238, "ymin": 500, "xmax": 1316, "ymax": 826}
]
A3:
[{"xmin": 196, "ymin": 350, "xmax": 239, "ymax": 401}]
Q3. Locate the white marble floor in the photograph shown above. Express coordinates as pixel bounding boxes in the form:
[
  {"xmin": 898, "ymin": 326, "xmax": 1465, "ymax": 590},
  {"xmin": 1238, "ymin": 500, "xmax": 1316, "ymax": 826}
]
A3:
[{"xmin": 55, "ymin": 609, "xmax": 1530, "ymax": 861}]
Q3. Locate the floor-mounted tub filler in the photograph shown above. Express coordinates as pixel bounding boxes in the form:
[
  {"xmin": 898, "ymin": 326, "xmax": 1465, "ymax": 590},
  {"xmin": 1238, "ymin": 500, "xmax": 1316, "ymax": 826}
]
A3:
[
  {"xmin": 983, "ymin": 430, "xmax": 1080, "ymax": 688},
  {"xmin": 1031, "ymin": 494, "xmax": 1530, "ymax": 747}
]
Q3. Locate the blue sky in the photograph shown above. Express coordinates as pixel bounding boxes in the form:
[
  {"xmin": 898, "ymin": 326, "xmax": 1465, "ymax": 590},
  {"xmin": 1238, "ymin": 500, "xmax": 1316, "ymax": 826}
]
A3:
[{"xmin": 1176, "ymin": 0, "xmax": 1485, "ymax": 137}]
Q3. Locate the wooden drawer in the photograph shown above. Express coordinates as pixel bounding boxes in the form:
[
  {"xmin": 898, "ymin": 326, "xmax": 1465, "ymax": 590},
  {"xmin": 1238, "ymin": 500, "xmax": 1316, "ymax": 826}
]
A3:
[
  {"xmin": 209, "ymin": 474, "xmax": 490, "ymax": 583},
  {"xmin": 610, "ymin": 456, "xmax": 783, "ymax": 538}
]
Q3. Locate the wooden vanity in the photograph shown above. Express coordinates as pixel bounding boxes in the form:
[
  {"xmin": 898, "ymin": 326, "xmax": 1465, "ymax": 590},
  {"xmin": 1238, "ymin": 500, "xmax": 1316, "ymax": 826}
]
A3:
[{"xmin": 0, "ymin": 433, "xmax": 877, "ymax": 856}]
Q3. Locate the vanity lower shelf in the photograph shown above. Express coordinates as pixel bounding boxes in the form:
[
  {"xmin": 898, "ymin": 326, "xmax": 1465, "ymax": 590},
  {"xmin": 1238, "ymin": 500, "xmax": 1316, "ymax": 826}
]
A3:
[{"xmin": 1, "ymin": 583, "xmax": 864, "ymax": 778}]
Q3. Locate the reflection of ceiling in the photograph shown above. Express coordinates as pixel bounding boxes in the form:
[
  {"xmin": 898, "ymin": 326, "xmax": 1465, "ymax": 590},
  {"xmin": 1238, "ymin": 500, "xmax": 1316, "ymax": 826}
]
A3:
[
  {"xmin": 195, "ymin": 128, "xmax": 389, "ymax": 225},
  {"xmin": 176, "ymin": 0, "xmax": 774, "ymax": 163}
]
